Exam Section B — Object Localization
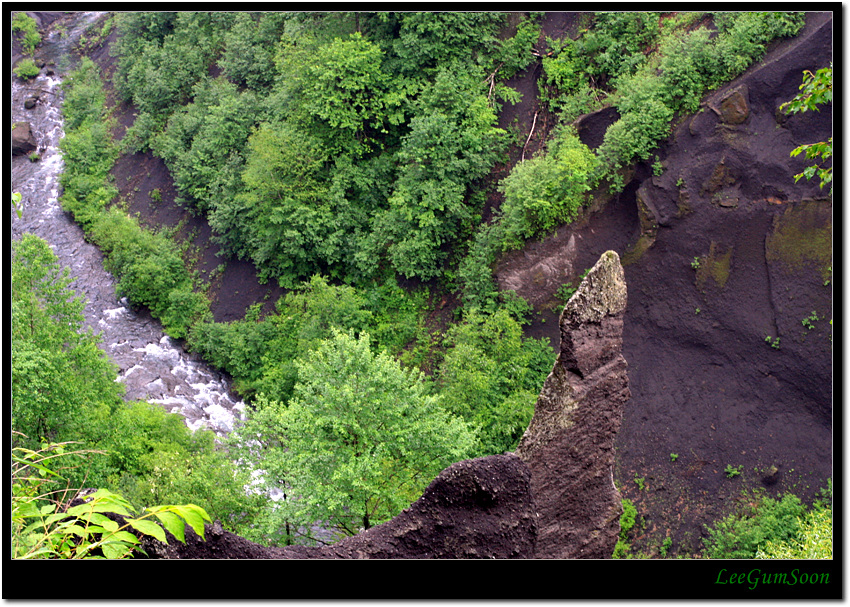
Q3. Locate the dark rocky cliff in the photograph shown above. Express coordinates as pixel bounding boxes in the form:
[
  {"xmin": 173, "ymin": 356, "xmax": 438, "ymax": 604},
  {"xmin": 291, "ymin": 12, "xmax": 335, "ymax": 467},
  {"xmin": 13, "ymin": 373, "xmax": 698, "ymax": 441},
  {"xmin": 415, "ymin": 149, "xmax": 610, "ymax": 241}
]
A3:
[{"xmin": 495, "ymin": 12, "xmax": 833, "ymax": 556}]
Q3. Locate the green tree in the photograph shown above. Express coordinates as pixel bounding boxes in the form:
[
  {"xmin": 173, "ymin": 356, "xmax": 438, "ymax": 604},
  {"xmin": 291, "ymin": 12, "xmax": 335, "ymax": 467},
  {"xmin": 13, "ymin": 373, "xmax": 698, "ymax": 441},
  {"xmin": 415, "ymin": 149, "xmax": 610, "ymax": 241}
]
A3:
[
  {"xmin": 300, "ymin": 32, "xmax": 403, "ymax": 156},
  {"xmin": 233, "ymin": 329, "xmax": 475, "ymax": 544},
  {"xmin": 498, "ymin": 125, "xmax": 600, "ymax": 250},
  {"xmin": 12, "ymin": 234, "xmax": 123, "ymax": 448},
  {"xmin": 374, "ymin": 65, "xmax": 506, "ymax": 279},
  {"xmin": 780, "ymin": 64, "xmax": 833, "ymax": 193},
  {"xmin": 438, "ymin": 308, "xmax": 554, "ymax": 456}
]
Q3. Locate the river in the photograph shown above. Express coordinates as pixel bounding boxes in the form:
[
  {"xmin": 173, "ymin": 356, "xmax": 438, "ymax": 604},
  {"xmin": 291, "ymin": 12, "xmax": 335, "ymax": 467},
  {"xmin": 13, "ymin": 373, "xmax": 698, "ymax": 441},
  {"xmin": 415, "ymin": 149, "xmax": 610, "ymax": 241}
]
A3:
[{"xmin": 11, "ymin": 12, "xmax": 245, "ymax": 437}]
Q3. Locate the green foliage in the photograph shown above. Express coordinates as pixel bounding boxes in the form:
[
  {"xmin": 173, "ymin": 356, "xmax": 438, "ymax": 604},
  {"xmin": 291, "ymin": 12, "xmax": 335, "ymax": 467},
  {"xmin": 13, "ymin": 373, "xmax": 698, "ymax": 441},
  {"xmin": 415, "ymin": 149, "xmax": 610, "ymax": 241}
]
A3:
[
  {"xmin": 88, "ymin": 209, "xmax": 209, "ymax": 339},
  {"xmin": 110, "ymin": 12, "xmax": 519, "ymax": 286},
  {"xmin": 113, "ymin": 12, "xmax": 232, "ymax": 118},
  {"xmin": 12, "ymin": 191, "xmax": 24, "ymax": 219},
  {"xmin": 703, "ymin": 491, "xmax": 807, "ymax": 559},
  {"xmin": 301, "ymin": 32, "xmax": 402, "ymax": 156},
  {"xmin": 152, "ymin": 77, "xmax": 258, "ymax": 214},
  {"xmin": 724, "ymin": 464, "xmax": 743, "ymax": 478},
  {"xmin": 713, "ymin": 12, "xmax": 805, "ymax": 79},
  {"xmin": 189, "ymin": 272, "xmax": 436, "ymax": 410},
  {"xmin": 802, "ymin": 310, "xmax": 821, "ymax": 331},
  {"xmin": 498, "ymin": 126, "xmax": 599, "ymax": 250},
  {"xmin": 781, "ymin": 64, "xmax": 833, "ymax": 192},
  {"xmin": 386, "ymin": 12, "xmax": 505, "ymax": 78},
  {"xmin": 598, "ymin": 70, "xmax": 674, "ymax": 170},
  {"xmin": 232, "ymin": 329, "xmax": 475, "ymax": 544},
  {"xmin": 437, "ymin": 308, "xmax": 554, "ymax": 456},
  {"xmin": 12, "ymin": 440, "xmax": 211, "ymax": 559},
  {"xmin": 11, "ymin": 234, "xmax": 253, "ymax": 532},
  {"xmin": 456, "ymin": 221, "xmax": 504, "ymax": 313},
  {"xmin": 555, "ymin": 268, "xmax": 591, "ymax": 306},
  {"xmin": 578, "ymin": 12, "xmax": 662, "ymax": 81},
  {"xmin": 375, "ymin": 65, "xmax": 506, "ymax": 279},
  {"xmin": 207, "ymin": 120, "xmax": 337, "ymax": 286},
  {"xmin": 220, "ymin": 12, "xmax": 288, "ymax": 91},
  {"xmin": 612, "ymin": 498, "xmax": 638, "ymax": 558},
  {"xmin": 13, "ymin": 58, "xmax": 40, "ymax": 80},
  {"xmin": 12, "ymin": 12, "xmax": 42, "ymax": 55},
  {"xmin": 60, "ymin": 58, "xmax": 210, "ymax": 340},
  {"xmin": 491, "ymin": 14, "xmax": 540, "ymax": 81},
  {"xmin": 594, "ymin": 11, "xmax": 805, "ymax": 180},
  {"xmin": 764, "ymin": 335, "xmax": 781, "ymax": 350},
  {"xmin": 12, "ymin": 235, "xmax": 123, "ymax": 447},
  {"xmin": 756, "ymin": 481, "xmax": 833, "ymax": 559}
]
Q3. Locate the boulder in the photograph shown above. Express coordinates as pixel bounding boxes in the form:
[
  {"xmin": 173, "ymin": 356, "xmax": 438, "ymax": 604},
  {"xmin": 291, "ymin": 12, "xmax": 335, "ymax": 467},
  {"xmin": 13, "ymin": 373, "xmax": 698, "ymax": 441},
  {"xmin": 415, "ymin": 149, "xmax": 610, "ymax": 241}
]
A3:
[
  {"xmin": 12, "ymin": 122, "xmax": 37, "ymax": 156},
  {"xmin": 24, "ymin": 96, "xmax": 39, "ymax": 110},
  {"xmin": 719, "ymin": 84, "xmax": 750, "ymax": 125}
]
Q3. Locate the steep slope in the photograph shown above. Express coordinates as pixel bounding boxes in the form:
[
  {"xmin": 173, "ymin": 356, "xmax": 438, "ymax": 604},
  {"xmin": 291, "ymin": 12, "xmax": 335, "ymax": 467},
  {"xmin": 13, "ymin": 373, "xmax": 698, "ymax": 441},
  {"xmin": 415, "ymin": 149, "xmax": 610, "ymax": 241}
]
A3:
[{"xmin": 494, "ymin": 11, "xmax": 833, "ymax": 556}]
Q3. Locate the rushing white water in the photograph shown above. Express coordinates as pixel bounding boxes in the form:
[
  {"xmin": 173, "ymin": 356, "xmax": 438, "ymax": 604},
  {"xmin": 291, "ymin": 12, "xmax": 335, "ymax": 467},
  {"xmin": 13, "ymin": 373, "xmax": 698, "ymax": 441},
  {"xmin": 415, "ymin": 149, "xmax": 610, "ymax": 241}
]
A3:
[{"xmin": 11, "ymin": 12, "xmax": 244, "ymax": 437}]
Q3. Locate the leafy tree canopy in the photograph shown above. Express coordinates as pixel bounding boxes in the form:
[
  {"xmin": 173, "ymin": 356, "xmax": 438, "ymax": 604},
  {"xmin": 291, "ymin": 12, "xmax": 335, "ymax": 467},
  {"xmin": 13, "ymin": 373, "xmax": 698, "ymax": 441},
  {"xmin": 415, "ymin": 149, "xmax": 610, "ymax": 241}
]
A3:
[{"xmin": 232, "ymin": 329, "xmax": 476, "ymax": 544}]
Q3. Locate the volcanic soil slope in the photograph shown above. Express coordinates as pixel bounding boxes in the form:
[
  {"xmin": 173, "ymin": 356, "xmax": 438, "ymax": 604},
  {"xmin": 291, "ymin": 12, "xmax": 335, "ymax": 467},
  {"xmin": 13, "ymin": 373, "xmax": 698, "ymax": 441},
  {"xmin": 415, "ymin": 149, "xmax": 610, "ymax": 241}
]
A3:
[{"xmin": 494, "ymin": 11, "xmax": 833, "ymax": 556}]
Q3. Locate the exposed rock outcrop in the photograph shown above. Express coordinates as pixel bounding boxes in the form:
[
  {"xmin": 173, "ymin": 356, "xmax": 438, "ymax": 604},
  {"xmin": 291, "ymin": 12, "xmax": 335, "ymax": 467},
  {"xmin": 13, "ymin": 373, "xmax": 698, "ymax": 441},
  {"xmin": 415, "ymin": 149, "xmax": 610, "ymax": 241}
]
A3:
[
  {"xmin": 12, "ymin": 122, "xmax": 37, "ymax": 156},
  {"xmin": 516, "ymin": 250, "xmax": 630, "ymax": 558}
]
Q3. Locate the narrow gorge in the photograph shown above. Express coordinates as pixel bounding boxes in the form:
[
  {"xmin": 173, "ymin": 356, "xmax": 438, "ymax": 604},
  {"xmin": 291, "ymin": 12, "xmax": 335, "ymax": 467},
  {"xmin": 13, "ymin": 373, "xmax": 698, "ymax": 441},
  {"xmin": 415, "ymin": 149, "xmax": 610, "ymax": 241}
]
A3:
[{"xmin": 10, "ymin": 11, "xmax": 832, "ymax": 571}]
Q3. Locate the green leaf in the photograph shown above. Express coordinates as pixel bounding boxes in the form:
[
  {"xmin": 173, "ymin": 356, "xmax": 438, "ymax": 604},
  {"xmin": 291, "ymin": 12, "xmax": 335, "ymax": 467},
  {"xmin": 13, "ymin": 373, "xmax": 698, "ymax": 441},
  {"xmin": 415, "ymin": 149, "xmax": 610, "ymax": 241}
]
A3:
[
  {"xmin": 63, "ymin": 524, "xmax": 89, "ymax": 538},
  {"xmin": 109, "ymin": 530, "xmax": 141, "ymax": 545},
  {"xmin": 101, "ymin": 541, "xmax": 133, "ymax": 560},
  {"xmin": 152, "ymin": 510, "xmax": 186, "ymax": 544},
  {"xmin": 125, "ymin": 517, "xmax": 167, "ymax": 544},
  {"xmin": 170, "ymin": 505, "xmax": 210, "ymax": 539}
]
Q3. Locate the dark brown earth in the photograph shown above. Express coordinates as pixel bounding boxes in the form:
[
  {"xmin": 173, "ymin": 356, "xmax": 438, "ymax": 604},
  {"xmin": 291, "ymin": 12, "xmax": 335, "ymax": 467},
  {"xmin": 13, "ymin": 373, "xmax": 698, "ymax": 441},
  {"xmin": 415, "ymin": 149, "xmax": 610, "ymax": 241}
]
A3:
[
  {"xmin": 494, "ymin": 11, "xmax": 834, "ymax": 557},
  {"xmin": 47, "ymin": 11, "xmax": 833, "ymax": 560},
  {"xmin": 140, "ymin": 453, "xmax": 537, "ymax": 559}
]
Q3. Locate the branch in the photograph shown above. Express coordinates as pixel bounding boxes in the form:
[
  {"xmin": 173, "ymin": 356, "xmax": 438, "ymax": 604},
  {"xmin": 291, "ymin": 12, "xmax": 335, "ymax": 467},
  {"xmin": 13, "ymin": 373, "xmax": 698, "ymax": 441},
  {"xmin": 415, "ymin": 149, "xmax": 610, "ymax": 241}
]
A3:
[{"xmin": 521, "ymin": 110, "xmax": 539, "ymax": 162}]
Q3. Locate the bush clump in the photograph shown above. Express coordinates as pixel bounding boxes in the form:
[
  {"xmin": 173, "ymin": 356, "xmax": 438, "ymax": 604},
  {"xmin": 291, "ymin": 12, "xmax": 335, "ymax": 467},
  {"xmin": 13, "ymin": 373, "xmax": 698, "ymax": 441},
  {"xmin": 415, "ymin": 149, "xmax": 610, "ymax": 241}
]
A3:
[{"xmin": 498, "ymin": 125, "xmax": 600, "ymax": 250}]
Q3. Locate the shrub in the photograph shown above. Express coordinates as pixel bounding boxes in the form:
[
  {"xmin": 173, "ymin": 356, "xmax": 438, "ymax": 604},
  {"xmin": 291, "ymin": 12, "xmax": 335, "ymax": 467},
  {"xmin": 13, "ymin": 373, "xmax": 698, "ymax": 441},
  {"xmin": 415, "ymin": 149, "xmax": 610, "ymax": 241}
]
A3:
[
  {"xmin": 12, "ymin": 12, "xmax": 41, "ymax": 55},
  {"xmin": 598, "ymin": 72, "xmax": 674, "ymax": 169},
  {"xmin": 612, "ymin": 498, "xmax": 638, "ymax": 558},
  {"xmin": 456, "ymin": 221, "xmax": 504, "ymax": 313},
  {"xmin": 499, "ymin": 125, "xmax": 599, "ymax": 249},
  {"xmin": 13, "ymin": 58, "xmax": 40, "ymax": 80},
  {"xmin": 438, "ymin": 308, "xmax": 554, "ymax": 456},
  {"xmin": 703, "ymin": 491, "xmax": 807, "ymax": 559}
]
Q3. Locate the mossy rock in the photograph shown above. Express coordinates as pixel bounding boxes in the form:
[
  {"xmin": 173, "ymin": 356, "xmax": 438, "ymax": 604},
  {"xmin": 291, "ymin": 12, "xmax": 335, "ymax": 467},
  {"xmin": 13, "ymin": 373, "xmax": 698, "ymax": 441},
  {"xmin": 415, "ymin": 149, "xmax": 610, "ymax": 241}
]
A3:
[
  {"xmin": 765, "ymin": 200, "xmax": 832, "ymax": 280},
  {"xmin": 695, "ymin": 241, "xmax": 733, "ymax": 291}
]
